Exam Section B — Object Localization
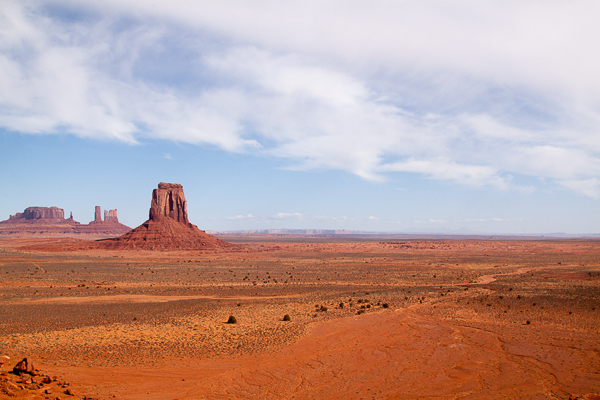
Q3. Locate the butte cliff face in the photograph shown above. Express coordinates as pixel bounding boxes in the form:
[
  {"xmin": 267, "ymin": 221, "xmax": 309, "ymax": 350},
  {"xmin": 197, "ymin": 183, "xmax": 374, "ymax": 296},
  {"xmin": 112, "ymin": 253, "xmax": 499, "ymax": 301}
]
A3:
[
  {"xmin": 101, "ymin": 183, "xmax": 235, "ymax": 250},
  {"xmin": 8, "ymin": 207, "xmax": 65, "ymax": 222},
  {"xmin": 149, "ymin": 183, "xmax": 189, "ymax": 224}
]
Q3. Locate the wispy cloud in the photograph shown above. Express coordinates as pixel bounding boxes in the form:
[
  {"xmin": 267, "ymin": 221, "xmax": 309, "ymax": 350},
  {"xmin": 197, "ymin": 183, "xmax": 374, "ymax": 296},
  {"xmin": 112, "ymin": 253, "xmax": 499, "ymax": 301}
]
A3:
[
  {"xmin": 227, "ymin": 214, "xmax": 255, "ymax": 221},
  {"xmin": 1, "ymin": 1, "xmax": 599, "ymax": 196},
  {"xmin": 272, "ymin": 212, "xmax": 303, "ymax": 220}
]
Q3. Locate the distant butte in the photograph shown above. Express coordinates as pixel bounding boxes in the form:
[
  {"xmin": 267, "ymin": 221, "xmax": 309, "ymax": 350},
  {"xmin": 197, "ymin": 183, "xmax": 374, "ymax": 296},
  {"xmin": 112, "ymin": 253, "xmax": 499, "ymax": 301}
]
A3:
[
  {"xmin": 0, "ymin": 206, "xmax": 130, "ymax": 236},
  {"xmin": 99, "ymin": 182, "xmax": 236, "ymax": 250}
]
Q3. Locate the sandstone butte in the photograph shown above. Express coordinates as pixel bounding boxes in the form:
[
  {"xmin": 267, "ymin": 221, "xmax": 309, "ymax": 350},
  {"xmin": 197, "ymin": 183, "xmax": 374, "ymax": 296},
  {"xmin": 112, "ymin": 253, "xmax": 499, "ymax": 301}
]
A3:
[
  {"xmin": 98, "ymin": 182, "xmax": 236, "ymax": 250},
  {"xmin": 0, "ymin": 205, "xmax": 130, "ymax": 236}
]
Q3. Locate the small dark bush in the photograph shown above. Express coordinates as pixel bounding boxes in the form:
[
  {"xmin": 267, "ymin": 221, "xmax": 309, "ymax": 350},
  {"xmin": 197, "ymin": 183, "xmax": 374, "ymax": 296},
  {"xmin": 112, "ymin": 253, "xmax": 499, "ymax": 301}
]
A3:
[
  {"xmin": 526, "ymin": 320, "xmax": 531, "ymax": 325},
  {"xmin": 320, "ymin": 305, "xmax": 328, "ymax": 312},
  {"xmin": 382, "ymin": 303, "xmax": 389, "ymax": 308},
  {"xmin": 283, "ymin": 314, "xmax": 291, "ymax": 321},
  {"xmin": 339, "ymin": 302, "xmax": 344, "ymax": 308},
  {"xmin": 227, "ymin": 315, "xmax": 237, "ymax": 324}
]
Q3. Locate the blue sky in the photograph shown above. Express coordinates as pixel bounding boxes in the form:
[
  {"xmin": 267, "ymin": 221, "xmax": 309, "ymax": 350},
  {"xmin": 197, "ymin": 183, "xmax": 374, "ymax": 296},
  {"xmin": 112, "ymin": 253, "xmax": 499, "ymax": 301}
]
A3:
[{"xmin": 1, "ymin": 1, "xmax": 599, "ymax": 234}]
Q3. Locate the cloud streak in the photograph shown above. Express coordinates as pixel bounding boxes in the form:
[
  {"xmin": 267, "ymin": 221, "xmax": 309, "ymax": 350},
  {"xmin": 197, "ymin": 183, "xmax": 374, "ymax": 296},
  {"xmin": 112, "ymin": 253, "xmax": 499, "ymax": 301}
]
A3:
[{"xmin": 1, "ymin": 1, "xmax": 599, "ymax": 197}]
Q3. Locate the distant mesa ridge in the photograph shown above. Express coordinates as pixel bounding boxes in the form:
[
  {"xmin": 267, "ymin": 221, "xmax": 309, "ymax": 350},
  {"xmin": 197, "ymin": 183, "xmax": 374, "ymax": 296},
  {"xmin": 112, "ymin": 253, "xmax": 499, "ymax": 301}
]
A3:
[
  {"xmin": 101, "ymin": 182, "xmax": 235, "ymax": 250},
  {"xmin": 10, "ymin": 206, "xmax": 65, "ymax": 221},
  {"xmin": 1, "ymin": 205, "xmax": 130, "ymax": 235}
]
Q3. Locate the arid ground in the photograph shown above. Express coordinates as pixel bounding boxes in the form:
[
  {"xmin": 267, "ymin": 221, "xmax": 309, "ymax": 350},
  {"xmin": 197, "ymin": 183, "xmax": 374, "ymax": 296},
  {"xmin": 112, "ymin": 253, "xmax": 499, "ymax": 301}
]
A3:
[{"xmin": 0, "ymin": 236, "xmax": 599, "ymax": 399}]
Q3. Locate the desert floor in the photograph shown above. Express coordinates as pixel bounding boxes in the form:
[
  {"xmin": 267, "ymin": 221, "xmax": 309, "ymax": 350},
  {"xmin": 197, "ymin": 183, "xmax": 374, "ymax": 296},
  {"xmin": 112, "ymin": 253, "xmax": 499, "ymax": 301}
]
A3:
[{"xmin": 0, "ymin": 236, "xmax": 599, "ymax": 399}]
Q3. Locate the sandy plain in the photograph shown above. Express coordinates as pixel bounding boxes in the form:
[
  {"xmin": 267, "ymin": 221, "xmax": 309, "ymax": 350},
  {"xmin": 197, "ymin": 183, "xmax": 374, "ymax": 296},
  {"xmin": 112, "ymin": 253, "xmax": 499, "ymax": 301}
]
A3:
[{"xmin": 0, "ymin": 236, "xmax": 599, "ymax": 399}]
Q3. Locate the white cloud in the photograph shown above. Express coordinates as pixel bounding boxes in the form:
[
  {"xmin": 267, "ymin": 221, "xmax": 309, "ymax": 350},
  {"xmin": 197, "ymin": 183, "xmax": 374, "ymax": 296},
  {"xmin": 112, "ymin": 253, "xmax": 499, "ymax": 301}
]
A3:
[
  {"xmin": 227, "ymin": 214, "xmax": 255, "ymax": 220},
  {"xmin": 559, "ymin": 178, "xmax": 600, "ymax": 199},
  {"xmin": 1, "ymin": 1, "xmax": 600, "ymax": 196},
  {"xmin": 272, "ymin": 212, "xmax": 302, "ymax": 220}
]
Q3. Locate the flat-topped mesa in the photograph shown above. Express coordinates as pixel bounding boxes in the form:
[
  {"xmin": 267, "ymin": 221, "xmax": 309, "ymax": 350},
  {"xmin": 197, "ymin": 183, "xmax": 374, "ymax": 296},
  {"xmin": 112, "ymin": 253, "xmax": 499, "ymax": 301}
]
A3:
[
  {"xmin": 149, "ymin": 182, "xmax": 189, "ymax": 225},
  {"xmin": 20, "ymin": 207, "xmax": 64, "ymax": 220}
]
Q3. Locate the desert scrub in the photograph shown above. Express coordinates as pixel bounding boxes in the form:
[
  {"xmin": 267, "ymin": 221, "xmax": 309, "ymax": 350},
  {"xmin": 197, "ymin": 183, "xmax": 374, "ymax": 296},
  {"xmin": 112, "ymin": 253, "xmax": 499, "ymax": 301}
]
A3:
[
  {"xmin": 283, "ymin": 314, "xmax": 291, "ymax": 321},
  {"xmin": 227, "ymin": 315, "xmax": 237, "ymax": 324}
]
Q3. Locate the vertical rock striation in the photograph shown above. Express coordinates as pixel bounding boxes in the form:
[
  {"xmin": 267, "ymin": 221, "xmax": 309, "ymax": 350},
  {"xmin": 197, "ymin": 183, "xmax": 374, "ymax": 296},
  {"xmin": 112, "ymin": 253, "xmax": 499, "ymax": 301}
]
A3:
[{"xmin": 149, "ymin": 183, "xmax": 189, "ymax": 224}]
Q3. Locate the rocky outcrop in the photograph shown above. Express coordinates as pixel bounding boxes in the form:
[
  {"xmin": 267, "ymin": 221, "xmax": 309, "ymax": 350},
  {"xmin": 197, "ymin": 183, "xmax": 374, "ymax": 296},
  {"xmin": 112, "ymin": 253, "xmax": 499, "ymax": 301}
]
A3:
[
  {"xmin": 109, "ymin": 209, "xmax": 118, "ymax": 222},
  {"xmin": 90, "ymin": 206, "xmax": 119, "ymax": 225},
  {"xmin": 12, "ymin": 358, "xmax": 36, "ymax": 376},
  {"xmin": 9, "ymin": 207, "xmax": 64, "ymax": 221},
  {"xmin": 1, "ymin": 207, "xmax": 77, "ymax": 235},
  {"xmin": 101, "ymin": 183, "xmax": 236, "ymax": 250},
  {"xmin": 77, "ymin": 206, "xmax": 129, "ymax": 234},
  {"xmin": 1, "ymin": 206, "xmax": 130, "ymax": 236},
  {"xmin": 149, "ymin": 183, "xmax": 189, "ymax": 224}
]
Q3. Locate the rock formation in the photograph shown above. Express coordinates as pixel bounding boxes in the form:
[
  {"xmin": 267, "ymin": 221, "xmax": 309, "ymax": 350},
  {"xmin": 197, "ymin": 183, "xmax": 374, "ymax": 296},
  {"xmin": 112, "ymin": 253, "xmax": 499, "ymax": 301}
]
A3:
[
  {"xmin": 101, "ymin": 182, "xmax": 235, "ymax": 250},
  {"xmin": 0, "ymin": 205, "xmax": 130, "ymax": 236},
  {"xmin": 84, "ymin": 207, "xmax": 128, "ymax": 234},
  {"xmin": 1, "ymin": 207, "xmax": 79, "ymax": 235},
  {"xmin": 12, "ymin": 358, "xmax": 36, "ymax": 376},
  {"xmin": 90, "ymin": 206, "xmax": 120, "ymax": 225},
  {"xmin": 149, "ymin": 183, "xmax": 189, "ymax": 224},
  {"xmin": 108, "ymin": 209, "xmax": 118, "ymax": 222},
  {"xmin": 9, "ymin": 206, "xmax": 64, "ymax": 221}
]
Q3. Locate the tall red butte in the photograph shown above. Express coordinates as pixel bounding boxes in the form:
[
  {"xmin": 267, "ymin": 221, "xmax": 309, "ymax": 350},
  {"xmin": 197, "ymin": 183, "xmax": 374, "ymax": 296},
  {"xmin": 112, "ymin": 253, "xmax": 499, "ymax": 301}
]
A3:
[{"xmin": 100, "ymin": 183, "xmax": 235, "ymax": 250}]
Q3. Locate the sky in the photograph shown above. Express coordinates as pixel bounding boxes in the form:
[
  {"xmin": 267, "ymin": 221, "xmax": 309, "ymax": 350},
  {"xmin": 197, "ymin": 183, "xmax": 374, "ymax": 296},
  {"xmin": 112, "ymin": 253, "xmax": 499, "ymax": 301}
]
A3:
[{"xmin": 1, "ymin": 0, "xmax": 599, "ymax": 234}]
